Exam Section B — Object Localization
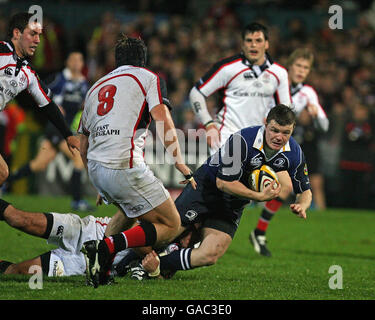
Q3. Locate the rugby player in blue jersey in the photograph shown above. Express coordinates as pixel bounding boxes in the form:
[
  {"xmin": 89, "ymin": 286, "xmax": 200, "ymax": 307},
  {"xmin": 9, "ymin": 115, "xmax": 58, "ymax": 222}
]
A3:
[{"xmin": 88, "ymin": 104, "xmax": 312, "ymax": 280}]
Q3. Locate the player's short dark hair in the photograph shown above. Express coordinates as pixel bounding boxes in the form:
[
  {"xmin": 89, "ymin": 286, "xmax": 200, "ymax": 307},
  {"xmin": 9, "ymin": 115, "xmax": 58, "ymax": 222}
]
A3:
[
  {"xmin": 242, "ymin": 22, "xmax": 269, "ymax": 40},
  {"xmin": 115, "ymin": 35, "xmax": 147, "ymax": 68},
  {"xmin": 266, "ymin": 104, "xmax": 296, "ymax": 126},
  {"xmin": 7, "ymin": 12, "xmax": 34, "ymax": 39}
]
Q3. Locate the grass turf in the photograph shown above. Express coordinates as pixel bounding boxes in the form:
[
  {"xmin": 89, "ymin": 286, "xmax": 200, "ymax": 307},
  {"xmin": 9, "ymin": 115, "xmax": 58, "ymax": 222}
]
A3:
[{"xmin": 0, "ymin": 194, "xmax": 374, "ymax": 300}]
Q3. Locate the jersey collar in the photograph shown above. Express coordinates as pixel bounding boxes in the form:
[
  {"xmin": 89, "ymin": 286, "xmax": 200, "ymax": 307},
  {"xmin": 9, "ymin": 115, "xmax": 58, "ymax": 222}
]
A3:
[{"xmin": 253, "ymin": 125, "xmax": 291, "ymax": 154}]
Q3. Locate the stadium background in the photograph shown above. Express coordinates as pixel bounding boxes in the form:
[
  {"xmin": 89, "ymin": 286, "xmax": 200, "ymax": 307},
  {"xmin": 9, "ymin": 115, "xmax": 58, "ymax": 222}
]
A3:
[{"xmin": 0, "ymin": 0, "xmax": 374, "ymax": 209}]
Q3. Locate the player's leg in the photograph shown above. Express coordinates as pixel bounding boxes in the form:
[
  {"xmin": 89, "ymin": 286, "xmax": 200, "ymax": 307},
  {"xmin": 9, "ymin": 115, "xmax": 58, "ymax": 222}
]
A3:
[
  {"xmin": 7, "ymin": 139, "xmax": 57, "ymax": 185},
  {"xmin": 250, "ymin": 170, "xmax": 293, "ymax": 257},
  {"xmin": 309, "ymin": 173, "xmax": 326, "ymax": 210},
  {"xmin": 0, "ymin": 200, "xmax": 52, "ymax": 238},
  {"xmin": 2, "ymin": 256, "xmax": 42, "ymax": 275},
  {"xmin": 82, "ymin": 161, "xmax": 182, "ymax": 286},
  {"xmin": 0, "ymin": 154, "xmax": 9, "ymax": 186},
  {"xmin": 58, "ymin": 140, "xmax": 94, "ymax": 211}
]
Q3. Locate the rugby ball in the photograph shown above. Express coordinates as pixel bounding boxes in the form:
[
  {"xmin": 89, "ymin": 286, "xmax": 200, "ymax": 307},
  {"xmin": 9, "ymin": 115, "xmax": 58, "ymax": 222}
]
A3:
[{"xmin": 249, "ymin": 165, "xmax": 279, "ymax": 192}]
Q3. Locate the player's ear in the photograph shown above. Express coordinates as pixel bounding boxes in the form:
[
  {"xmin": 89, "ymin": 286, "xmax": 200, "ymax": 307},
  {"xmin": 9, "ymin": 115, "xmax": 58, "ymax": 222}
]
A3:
[
  {"xmin": 12, "ymin": 28, "xmax": 21, "ymax": 40},
  {"xmin": 263, "ymin": 118, "xmax": 267, "ymax": 125},
  {"xmin": 265, "ymin": 40, "xmax": 269, "ymax": 50}
]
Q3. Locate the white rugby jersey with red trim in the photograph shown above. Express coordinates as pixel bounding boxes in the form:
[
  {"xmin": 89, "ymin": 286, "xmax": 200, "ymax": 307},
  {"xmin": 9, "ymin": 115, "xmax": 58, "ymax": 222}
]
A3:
[
  {"xmin": 291, "ymin": 83, "xmax": 329, "ymax": 131},
  {"xmin": 195, "ymin": 53, "xmax": 291, "ymax": 135},
  {"xmin": 0, "ymin": 41, "xmax": 51, "ymax": 111},
  {"xmin": 78, "ymin": 65, "xmax": 164, "ymax": 169}
]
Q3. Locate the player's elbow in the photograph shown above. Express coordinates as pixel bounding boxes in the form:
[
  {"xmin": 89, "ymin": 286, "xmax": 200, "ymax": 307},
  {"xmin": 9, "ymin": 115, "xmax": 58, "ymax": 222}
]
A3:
[{"xmin": 216, "ymin": 178, "xmax": 226, "ymax": 191}]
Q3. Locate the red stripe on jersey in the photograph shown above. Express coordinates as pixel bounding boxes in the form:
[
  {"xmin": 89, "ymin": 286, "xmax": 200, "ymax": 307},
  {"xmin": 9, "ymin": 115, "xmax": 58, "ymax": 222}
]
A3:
[
  {"xmin": 265, "ymin": 69, "xmax": 280, "ymax": 85},
  {"xmin": 0, "ymin": 63, "xmax": 15, "ymax": 71},
  {"xmin": 26, "ymin": 66, "xmax": 51, "ymax": 103},
  {"xmin": 0, "ymin": 64, "xmax": 29, "ymax": 87},
  {"xmin": 219, "ymin": 89, "xmax": 228, "ymax": 133},
  {"xmin": 199, "ymin": 58, "xmax": 242, "ymax": 91},
  {"xmin": 0, "ymin": 52, "xmax": 12, "ymax": 56},
  {"xmin": 225, "ymin": 68, "xmax": 250, "ymax": 88},
  {"xmin": 138, "ymin": 67, "xmax": 163, "ymax": 104},
  {"xmin": 88, "ymin": 73, "xmax": 147, "ymax": 99},
  {"xmin": 95, "ymin": 220, "xmax": 108, "ymax": 227},
  {"xmin": 130, "ymin": 99, "xmax": 147, "ymax": 168},
  {"xmin": 273, "ymin": 62, "xmax": 287, "ymax": 71}
]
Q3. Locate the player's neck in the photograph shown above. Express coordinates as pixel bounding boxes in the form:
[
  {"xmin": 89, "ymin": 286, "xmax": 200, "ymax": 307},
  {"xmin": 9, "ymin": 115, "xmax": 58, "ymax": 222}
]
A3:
[{"xmin": 263, "ymin": 142, "xmax": 278, "ymax": 160}]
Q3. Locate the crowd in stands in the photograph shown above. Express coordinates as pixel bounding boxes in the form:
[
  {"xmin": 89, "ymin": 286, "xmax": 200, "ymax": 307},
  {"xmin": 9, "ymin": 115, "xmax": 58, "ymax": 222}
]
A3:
[{"xmin": 0, "ymin": 0, "xmax": 374, "ymax": 208}]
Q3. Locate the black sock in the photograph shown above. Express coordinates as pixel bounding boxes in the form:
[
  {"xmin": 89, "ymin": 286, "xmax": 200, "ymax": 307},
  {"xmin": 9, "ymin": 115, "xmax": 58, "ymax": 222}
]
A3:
[
  {"xmin": 0, "ymin": 199, "xmax": 10, "ymax": 221},
  {"xmin": 8, "ymin": 163, "xmax": 32, "ymax": 183},
  {"xmin": 71, "ymin": 169, "xmax": 82, "ymax": 202},
  {"xmin": 0, "ymin": 260, "xmax": 13, "ymax": 274}
]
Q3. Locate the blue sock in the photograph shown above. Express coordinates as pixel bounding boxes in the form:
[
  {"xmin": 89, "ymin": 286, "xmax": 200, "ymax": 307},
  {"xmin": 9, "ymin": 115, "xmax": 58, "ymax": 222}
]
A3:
[{"xmin": 160, "ymin": 248, "xmax": 193, "ymax": 272}]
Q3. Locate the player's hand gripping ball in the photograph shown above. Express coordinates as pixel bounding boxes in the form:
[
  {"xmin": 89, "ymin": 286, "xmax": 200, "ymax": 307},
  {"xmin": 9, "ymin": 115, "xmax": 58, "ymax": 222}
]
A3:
[{"xmin": 249, "ymin": 165, "xmax": 279, "ymax": 192}]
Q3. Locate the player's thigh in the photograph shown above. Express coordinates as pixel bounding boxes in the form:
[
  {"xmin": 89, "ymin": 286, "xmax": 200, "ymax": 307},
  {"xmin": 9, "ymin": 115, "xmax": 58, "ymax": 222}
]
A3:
[
  {"xmin": 0, "ymin": 153, "xmax": 9, "ymax": 183},
  {"xmin": 277, "ymin": 170, "xmax": 293, "ymax": 198},
  {"xmin": 31, "ymin": 139, "xmax": 57, "ymax": 169}
]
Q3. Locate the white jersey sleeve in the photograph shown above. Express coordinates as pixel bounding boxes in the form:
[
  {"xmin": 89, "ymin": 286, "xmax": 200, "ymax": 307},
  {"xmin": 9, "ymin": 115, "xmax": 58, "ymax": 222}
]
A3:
[
  {"xmin": 301, "ymin": 85, "xmax": 329, "ymax": 132},
  {"xmin": 27, "ymin": 68, "xmax": 52, "ymax": 107},
  {"xmin": 272, "ymin": 63, "xmax": 292, "ymax": 106}
]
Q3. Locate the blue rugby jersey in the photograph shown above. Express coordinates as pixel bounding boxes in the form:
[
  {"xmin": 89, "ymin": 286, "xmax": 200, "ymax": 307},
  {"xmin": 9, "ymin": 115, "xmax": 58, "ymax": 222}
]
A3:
[{"xmin": 202, "ymin": 125, "xmax": 311, "ymax": 194}]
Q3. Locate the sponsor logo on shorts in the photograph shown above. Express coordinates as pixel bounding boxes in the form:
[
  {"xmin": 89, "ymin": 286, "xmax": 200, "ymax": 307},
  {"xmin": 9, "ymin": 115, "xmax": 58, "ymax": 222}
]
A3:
[
  {"xmin": 130, "ymin": 204, "xmax": 144, "ymax": 213},
  {"xmin": 185, "ymin": 210, "xmax": 198, "ymax": 221},
  {"xmin": 56, "ymin": 225, "xmax": 64, "ymax": 237}
]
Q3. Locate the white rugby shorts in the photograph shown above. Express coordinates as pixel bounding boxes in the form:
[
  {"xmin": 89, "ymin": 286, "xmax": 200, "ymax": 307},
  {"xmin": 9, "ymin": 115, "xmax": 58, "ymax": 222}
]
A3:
[
  {"xmin": 45, "ymin": 213, "xmax": 109, "ymax": 276},
  {"xmin": 87, "ymin": 160, "xmax": 170, "ymax": 218}
]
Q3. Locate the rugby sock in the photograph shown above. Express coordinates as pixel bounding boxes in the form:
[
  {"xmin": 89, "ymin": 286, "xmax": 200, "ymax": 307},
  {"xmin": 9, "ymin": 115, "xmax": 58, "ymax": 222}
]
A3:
[
  {"xmin": 101, "ymin": 221, "xmax": 157, "ymax": 257},
  {"xmin": 159, "ymin": 248, "xmax": 193, "ymax": 271},
  {"xmin": 0, "ymin": 260, "xmax": 13, "ymax": 274},
  {"xmin": 0, "ymin": 199, "xmax": 10, "ymax": 221},
  {"xmin": 254, "ymin": 197, "xmax": 283, "ymax": 236},
  {"xmin": 71, "ymin": 169, "xmax": 82, "ymax": 201},
  {"xmin": 7, "ymin": 163, "xmax": 32, "ymax": 183}
]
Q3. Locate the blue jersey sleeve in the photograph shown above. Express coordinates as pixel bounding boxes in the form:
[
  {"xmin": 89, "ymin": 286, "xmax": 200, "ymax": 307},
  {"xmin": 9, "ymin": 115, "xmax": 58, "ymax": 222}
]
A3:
[
  {"xmin": 288, "ymin": 146, "xmax": 311, "ymax": 194},
  {"xmin": 214, "ymin": 132, "xmax": 248, "ymax": 182}
]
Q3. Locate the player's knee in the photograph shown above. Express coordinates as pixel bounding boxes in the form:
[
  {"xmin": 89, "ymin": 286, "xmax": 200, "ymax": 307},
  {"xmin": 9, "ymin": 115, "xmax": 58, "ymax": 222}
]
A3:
[{"xmin": 0, "ymin": 167, "xmax": 9, "ymax": 184}]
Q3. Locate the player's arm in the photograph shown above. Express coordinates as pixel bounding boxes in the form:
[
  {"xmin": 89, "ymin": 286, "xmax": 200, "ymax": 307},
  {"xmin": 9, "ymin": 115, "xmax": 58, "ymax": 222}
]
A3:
[
  {"xmin": 290, "ymin": 189, "xmax": 312, "ymax": 219},
  {"xmin": 216, "ymin": 178, "xmax": 280, "ymax": 202},
  {"xmin": 215, "ymin": 132, "xmax": 280, "ymax": 201},
  {"xmin": 288, "ymin": 149, "xmax": 312, "ymax": 219},
  {"xmin": 27, "ymin": 72, "xmax": 80, "ymax": 152},
  {"xmin": 79, "ymin": 133, "xmax": 89, "ymax": 170},
  {"xmin": 275, "ymin": 66, "xmax": 292, "ymax": 105},
  {"xmin": 189, "ymin": 87, "xmax": 220, "ymax": 150},
  {"xmin": 150, "ymin": 104, "xmax": 196, "ymax": 189},
  {"xmin": 305, "ymin": 86, "xmax": 329, "ymax": 132}
]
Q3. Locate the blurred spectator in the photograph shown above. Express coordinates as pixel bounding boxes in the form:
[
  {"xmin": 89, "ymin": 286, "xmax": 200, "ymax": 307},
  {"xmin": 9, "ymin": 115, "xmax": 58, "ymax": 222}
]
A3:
[{"xmin": 339, "ymin": 103, "xmax": 375, "ymax": 209}]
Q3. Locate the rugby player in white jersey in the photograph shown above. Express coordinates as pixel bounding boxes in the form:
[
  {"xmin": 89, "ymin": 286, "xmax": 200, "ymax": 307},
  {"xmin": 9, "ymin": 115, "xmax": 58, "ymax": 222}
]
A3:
[
  {"xmin": 0, "ymin": 12, "xmax": 80, "ymax": 186},
  {"xmin": 78, "ymin": 36, "xmax": 196, "ymax": 287},
  {"xmin": 189, "ymin": 22, "xmax": 293, "ymax": 257}
]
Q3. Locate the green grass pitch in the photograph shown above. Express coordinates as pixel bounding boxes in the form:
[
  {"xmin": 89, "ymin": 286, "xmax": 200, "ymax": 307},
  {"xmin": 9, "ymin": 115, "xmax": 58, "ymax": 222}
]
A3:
[{"xmin": 0, "ymin": 194, "xmax": 374, "ymax": 300}]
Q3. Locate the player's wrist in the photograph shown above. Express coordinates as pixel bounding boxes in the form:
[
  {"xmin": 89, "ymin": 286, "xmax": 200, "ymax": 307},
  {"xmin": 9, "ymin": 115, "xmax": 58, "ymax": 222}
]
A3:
[{"xmin": 204, "ymin": 120, "xmax": 215, "ymax": 128}]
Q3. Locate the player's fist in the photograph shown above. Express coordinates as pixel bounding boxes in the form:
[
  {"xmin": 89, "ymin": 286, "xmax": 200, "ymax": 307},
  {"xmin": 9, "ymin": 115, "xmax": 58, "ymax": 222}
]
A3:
[{"xmin": 205, "ymin": 123, "xmax": 221, "ymax": 151}]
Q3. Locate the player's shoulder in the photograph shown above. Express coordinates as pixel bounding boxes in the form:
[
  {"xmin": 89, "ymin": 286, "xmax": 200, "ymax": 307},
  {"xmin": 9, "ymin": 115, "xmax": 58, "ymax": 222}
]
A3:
[
  {"xmin": 215, "ymin": 54, "xmax": 243, "ymax": 68},
  {"xmin": 240, "ymin": 125, "xmax": 263, "ymax": 144},
  {"xmin": 301, "ymin": 83, "xmax": 318, "ymax": 97},
  {"xmin": 269, "ymin": 61, "xmax": 288, "ymax": 75},
  {"xmin": 0, "ymin": 41, "xmax": 13, "ymax": 54},
  {"xmin": 286, "ymin": 135, "xmax": 304, "ymax": 159}
]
